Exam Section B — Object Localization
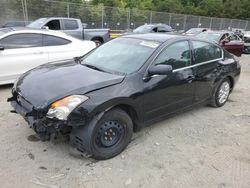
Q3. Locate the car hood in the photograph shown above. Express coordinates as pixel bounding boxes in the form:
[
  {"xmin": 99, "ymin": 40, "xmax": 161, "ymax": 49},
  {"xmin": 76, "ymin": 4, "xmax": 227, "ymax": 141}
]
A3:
[{"xmin": 15, "ymin": 60, "xmax": 125, "ymax": 109}]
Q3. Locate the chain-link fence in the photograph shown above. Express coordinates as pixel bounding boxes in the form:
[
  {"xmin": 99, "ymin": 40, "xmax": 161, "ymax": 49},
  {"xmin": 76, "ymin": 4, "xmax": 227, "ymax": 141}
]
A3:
[{"xmin": 1, "ymin": 0, "xmax": 250, "ymax": 31}]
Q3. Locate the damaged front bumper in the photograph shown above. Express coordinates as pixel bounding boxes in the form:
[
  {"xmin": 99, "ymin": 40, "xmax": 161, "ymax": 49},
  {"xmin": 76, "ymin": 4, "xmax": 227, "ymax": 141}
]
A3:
[{"xmin": 8, "ymin": 95, "xmax": 71, "ymax": 141}]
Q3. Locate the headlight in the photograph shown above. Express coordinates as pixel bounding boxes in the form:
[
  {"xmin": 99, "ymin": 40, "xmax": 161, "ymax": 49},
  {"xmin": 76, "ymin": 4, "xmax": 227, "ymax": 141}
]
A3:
[{"xmin": 46, "ymin": 95, "xmax": 88, "ymax": 120}]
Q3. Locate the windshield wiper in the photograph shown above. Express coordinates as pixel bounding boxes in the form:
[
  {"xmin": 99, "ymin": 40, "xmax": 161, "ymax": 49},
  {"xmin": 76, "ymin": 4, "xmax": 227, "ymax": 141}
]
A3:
[{"xmin": 82, "ymin": 64, "xmax": 107, "ymax": 73}]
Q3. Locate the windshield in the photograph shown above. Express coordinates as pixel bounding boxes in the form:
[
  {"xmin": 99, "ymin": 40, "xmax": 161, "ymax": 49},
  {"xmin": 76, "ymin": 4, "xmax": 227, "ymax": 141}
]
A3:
[
  {"xmin": 27, "ymin": 18, "xmax": 47, "ymax": 28},
  {"xmin": 186, "ymin": 28, "xmax": 203, "ymax": 34},
  {"xmin": 0, "ymin": 28, "xmax": 11, "ymax": 37},
  {"xmin": 81, "ymin": 38, "xmax": 160, "ymax": 75},
  {"xmin": 133, "ymin": 25, "xmax": 153, "ymax": 33},
  {"xmin": 196, "ymin": 32, "xmax": 221, "ymax": 42}
]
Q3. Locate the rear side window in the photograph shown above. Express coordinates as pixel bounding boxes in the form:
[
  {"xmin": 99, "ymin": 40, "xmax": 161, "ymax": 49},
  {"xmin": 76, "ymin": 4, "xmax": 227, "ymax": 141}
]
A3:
[
  {"xmin": 63, "ymin": 20, "xmax": 78, "ymax": 30},
  {"xmin": 0, "ymin": 33, "xmax": 43, "ymax": 49},
  {"xmin": 43, "ymin": 35, "xmax": 71, "ymax": 46},
  {"xmin": 192, "ymin": 41, "xmax": 222, "ymax": 64},
  {"xmin": 155, "ymin": 41, "xmax": 191, "ymax": 70}
]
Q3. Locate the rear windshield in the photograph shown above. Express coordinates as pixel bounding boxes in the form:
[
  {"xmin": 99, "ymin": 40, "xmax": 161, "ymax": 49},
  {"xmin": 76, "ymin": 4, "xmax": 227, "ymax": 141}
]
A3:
[
  {"xmin": 133, "ymin": 25, "xmax": 153, "ymax": 33},
  {"xmin": 81, "ymin": 38, "xmax": 160, "ymax": 75}
]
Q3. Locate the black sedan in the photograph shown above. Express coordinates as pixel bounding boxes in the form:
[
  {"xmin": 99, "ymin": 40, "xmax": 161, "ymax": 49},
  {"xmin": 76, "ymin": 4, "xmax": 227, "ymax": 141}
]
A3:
[{"xmin": 8, "ymin": 34, "xmax": 241, "ymax": 160}]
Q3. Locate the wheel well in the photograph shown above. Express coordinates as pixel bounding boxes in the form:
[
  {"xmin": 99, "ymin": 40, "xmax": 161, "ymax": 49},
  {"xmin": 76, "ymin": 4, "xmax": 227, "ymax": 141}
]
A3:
[
  {"xmin": 227, "ymin": 76, "xmax": 234, "ymax": 90},
  {"xmin": 91, "ymin": 37, "xmax": 104, "ymax": 43},
  {"xmin": 111, "ymin": 104, "xmax": 139, "ymax": 132}
]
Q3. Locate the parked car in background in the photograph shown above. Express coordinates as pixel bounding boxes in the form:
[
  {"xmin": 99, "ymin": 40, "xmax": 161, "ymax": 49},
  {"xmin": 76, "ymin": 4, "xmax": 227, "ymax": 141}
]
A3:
[
  {"xmin": 184, "ymin": 28, "xmax": 208, "ymax": 36},
  {"xmin": 132, "ymin": 24, "xmax": 172, "ymax": 34},
  {"xmin": 196, "ymin": 31, "xmax": 244, "ymax": 57},
  {"xmin": 28, "ymin": 17, "xmax": 110, "ymax": 46},
  {"xmin": 243, "ymin": 31, "xmax": 250, "ymax": 54},
  {"xmin": 8, "ymin": 34, "xmax": 240, "ymax": 160},
  {"xmin": 1, "ymin": 21, "xmax": 29, "ymax": 28},
  {"xmin": 0, "ymin": 27, "xmax": 96, "ymax": 85}
]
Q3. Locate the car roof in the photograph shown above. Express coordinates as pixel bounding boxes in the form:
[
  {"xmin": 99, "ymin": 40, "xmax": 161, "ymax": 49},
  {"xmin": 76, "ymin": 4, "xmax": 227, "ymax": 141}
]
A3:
[
  {"xmin": 204, "ymin": 30, "xmax": 233, "ymax": 35},
  {"xmin": 122, "ymin": 33, "xmax": 183, "ymax": 43},
  {"xmin": 38, "ymin": 17, "xmax": 80, "ymax": 21}
]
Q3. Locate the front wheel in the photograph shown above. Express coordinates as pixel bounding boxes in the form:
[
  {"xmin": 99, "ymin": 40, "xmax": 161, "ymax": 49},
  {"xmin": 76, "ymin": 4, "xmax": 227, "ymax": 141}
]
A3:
[
  {"xmin": 243, "ymin": 46, "xmax": 250, "ymax": 54},
  {"xmin": 210, "ymin": 78, "xmax": 231, "ymax": 107},
  {"xmin": 70, "ymin": 108, "xmax": 133, "ymax": 160}
]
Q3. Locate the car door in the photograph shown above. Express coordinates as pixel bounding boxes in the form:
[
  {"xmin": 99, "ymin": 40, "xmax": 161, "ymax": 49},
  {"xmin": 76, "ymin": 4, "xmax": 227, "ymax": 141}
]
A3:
[
  {"xmin": 0, "ymin": 33, "xmax": 48, "ymax": 84},
  {"xmin": 143, "ymin": 40, "xmax": 196, "ymax": 122},
  {"xmin": 43, "ymin": 34, "xmax": 76, "ymax": 62},
  {"xmin": 220, "ymin": 33, "xmax": 244, "ymax": 57},
  {"xmin": 61, "ymin": 19, "xmax": 81, "ymax": 39},
  {"xmin": 191, "ymin": 40, "xmax": 223, "ymax": 103}
]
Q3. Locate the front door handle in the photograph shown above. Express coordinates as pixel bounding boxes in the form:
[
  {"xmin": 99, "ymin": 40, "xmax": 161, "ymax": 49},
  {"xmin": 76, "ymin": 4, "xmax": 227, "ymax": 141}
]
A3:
[{"xmin": 186, "ymin": 75, "xmax": 195, "ymax": 83}]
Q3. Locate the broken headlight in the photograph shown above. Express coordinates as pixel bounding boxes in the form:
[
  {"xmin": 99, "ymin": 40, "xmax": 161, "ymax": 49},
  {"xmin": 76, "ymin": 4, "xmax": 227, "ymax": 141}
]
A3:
[{"xmin": 46, "ymin": 95, "xmax": 88, "ymax": 120}]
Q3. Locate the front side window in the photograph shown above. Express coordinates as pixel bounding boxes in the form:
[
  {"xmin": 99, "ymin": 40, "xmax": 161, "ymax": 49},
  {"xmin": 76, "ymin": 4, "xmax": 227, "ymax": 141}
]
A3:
[
  {"xmin": 43, "ymin": 35, "xmax": 71, "ymax": 46},
  {"xmin": 0, "ymin": 33, "xmax": 43, "ymax": 49},
  {"xmin": 63, "ymin": 20, "xmax": 78, "ymax": 30},
  {"xmin": 81, "ymin": 38, "xmax": 159, "ymax": 75},
  {"xmin": 154, "ymin": 41, "xmax": 191, "ymax": 70},
  {"xmin": 45, "ymin": 20, "xmax": 61, "ymax": 30},
  {"xmin": 192, "ymin": 41, "xmax": 222, "ymax": 64},
  {"xmin": 229, "ymin": 34, "xmax": 240, "ymax": 41}
]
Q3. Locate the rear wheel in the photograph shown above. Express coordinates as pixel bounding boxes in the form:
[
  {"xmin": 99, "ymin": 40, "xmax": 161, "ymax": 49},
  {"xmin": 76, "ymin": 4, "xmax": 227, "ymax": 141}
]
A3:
[
  {"xmin": 210, "ymin": 78, "xmax": 231, "ymax": 107},
  {"xmin": 92, "ymin": 39, "xmax": 103, "ymax": 46}
]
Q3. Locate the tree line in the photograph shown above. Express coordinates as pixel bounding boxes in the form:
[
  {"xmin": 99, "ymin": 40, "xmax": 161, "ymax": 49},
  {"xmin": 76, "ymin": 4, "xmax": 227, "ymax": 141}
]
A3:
[{"xmin": 86, "ymin": 0, "xmax": 250, "ymax": 20}]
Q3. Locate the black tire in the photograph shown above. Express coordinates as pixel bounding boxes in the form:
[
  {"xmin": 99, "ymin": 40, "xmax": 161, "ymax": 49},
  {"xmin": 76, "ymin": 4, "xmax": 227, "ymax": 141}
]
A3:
[
  {"xmin": 92, "ymin": 39, "xmax": 102, "ymax": 46},
  {"xmin": 243, "ymin": 46, "xmax": 250, "ymax": 54},
  {"xmin": 70, "ymin": 108, "xmax": 133, "ymax": 160},
  {"xmin": 210, "ymin": 78, "xmax": 231, "ymax": 107}
]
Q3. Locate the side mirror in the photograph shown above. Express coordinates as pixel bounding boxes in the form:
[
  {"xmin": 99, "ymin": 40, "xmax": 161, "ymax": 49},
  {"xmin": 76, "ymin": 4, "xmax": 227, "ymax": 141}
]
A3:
[
  {"xmin": 82, "ymin": 23, "xmax": 88, "ymax": 29},
  {"xmin": 222, "ymin": 39, "xmax": 230, "ymax": 45},
  {"xmin": 41, "ymin": 26, "xmax": 49, "ymax": 30},
  {"xmin": 148, "ymin": 64, "xmax": 173, "ymax": 76},
  {"xmin": 0, "ymin": 46, "xmax": 4, "ymax": 51}
]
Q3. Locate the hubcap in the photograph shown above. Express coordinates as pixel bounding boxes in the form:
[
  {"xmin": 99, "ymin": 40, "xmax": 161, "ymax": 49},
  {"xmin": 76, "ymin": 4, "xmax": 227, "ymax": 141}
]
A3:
[
  {"xmin": 96, "ymin": 121, "xmax": 124, "ymax": 148},
  {"xmin": 218, "ymin": 82, "xmax": 230, "ymax": 104}
]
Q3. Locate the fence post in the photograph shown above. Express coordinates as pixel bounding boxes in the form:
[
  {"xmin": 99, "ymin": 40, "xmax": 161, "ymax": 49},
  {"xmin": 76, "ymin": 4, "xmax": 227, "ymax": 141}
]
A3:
[
  {"xmin": 198, "ymin": 16, "xmax": 201, "ymax": 27},
  {"xmin": 150, "ymin": 11, "xmax": 153, "ymax": 24},
  {"xmin": 229, "ymin": 19, "xmax": 232, "ymax": 28},
  {"xmin": 21, "ymin": 0, "xmax": 26, "ymax": 22},
  {"xmin": 101, "ymin": 5, "xmax": 104, "ymax": 29},
  {"xmin": 127, "ymin": 8, "xmax": 131, "ymax": 30},
  {"xmin": 168, "ymin": 13, "xmax": 172, "ymax": 26},
  {"xmin": 219, "ymin": 18, "xmax": 223, "ymax": 30},
  {"xmin": 22, "ymin": 0, "xmax": 28, "ymax": 23},
  {"xmin": 245, "ymin": 21, "xmax": 248, "ymax": 30},
  {"xmin": 183, "ymin": 15, "xmax": 187, "ymax": 31},
  {"xmin": 67, "ymin": 3, "xmax": 70, "ymax": 18},
  {"xmin": 209, "ymin": 18, "xmax": 213, "ymax": 29}
]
